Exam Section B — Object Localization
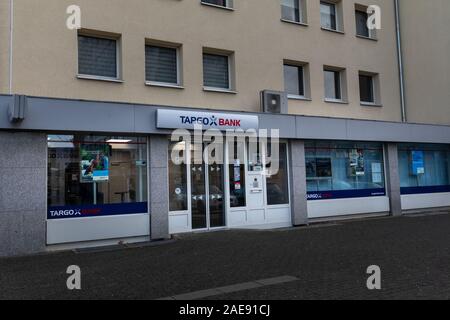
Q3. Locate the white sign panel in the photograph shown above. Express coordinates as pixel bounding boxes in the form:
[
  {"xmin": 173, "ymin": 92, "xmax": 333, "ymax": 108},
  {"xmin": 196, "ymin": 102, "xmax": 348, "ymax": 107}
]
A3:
[{"xmin": 157, "ymin": 109, "xmax": 259, "ymax": 131}]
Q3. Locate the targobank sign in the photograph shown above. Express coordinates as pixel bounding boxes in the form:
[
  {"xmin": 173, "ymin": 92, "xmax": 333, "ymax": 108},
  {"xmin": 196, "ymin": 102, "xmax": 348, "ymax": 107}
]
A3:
[
  {"xmin": 47, "ymin": 203, "xmax": 148, "ymax": 220},
  {"xmin": 157, "ymin": 109, "xmax": 259, "ymax": 131}
]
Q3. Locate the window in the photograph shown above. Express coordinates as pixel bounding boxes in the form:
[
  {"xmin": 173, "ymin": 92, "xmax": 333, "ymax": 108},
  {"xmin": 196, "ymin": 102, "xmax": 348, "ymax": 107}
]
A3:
[
  {"xmin": 355, "ymin": 9, "xmax": 370, "ymax": 37},
  {"xmin": 355, "ymin": 4, "xmax": 376, "ymax": 39},
  {"xmin": 306, "ymin": 141, "xmax": 386, "ymax": 199},
  {"xmin": 145, "ymin": 45, "xmax": 180, "ymax": 86},
  {"xmin": 324, "ymin": 68, "xmax": 342, "ymax": 101},
  {"xmin": 203, "ymin": 52, "xmax": 231, "ymax": 90},
  {"xmin": 201, "ymin": 0, "xmax": 233, "ymax": 9},
  {"xmin": 281, "ymin": 0, "xmax": 301, "ymax": 23},
  {"xmin": 398, "ymin": 144, "xmax": 450, "ymax": 193},
  {"xmin": 359, "ymin": 74, "xmax": 374, "ymax": 103},
  {"xmin": 47, "ymin": 135, "xmax": 148, "ymax": 215},
  {"xmin": 266, "ymin": 142, "xmax": 290, "ymax": 205},
  {"xmin": 284, "ymin": 64, "xmax": 304, "ymax": 97},
  {"xmin": 320, "ymin": 1, "xmax": 337, "ymax": 30},
  {"xmin": 78, "ymin": 34, "xmax": 119, "ymax": 79}
]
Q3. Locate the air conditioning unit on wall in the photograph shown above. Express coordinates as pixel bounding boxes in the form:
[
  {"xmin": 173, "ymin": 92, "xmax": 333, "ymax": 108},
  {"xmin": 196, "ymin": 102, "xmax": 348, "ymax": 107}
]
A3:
[{"xmin": 260, "ymin": 90, "xmax": 288, "ymax": 114}]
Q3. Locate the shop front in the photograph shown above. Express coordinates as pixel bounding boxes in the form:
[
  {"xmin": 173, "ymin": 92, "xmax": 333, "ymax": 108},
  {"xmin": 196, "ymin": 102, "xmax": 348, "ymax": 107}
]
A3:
[
  {"xmin": 399, "ymin": 143, "xmax": 450, "ymax": 210},
  {"xmin": 167, "ymin": 137, "xmax": 291, "ymax": 233},
  {"xmin": 158, "ymin": 108, "xmax": 292, "ymax": 234},
  {"xmin": 4, "ymin": 94, "xmax": 450, "ymax": 257},
  {"xmin": 47, "ymin": 135, "xmax": 149, "ymax": 245},
  {"xmin": 305, "ymin": 140, "xmax": 390, "ymax": 219}
]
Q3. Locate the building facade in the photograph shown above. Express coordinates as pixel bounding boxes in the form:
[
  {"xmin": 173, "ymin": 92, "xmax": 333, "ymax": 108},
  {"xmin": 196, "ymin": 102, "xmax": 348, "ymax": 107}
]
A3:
[{"xmin": 1, "ymin": 0, "xmax": 450, "ymax": 257}]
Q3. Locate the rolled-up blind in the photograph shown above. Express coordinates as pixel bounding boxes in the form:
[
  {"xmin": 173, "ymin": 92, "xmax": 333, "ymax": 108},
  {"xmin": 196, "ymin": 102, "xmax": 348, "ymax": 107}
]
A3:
[
  {"xmin": 78, "ymin": 35, "xmax": 117, "ymax": 78},
  {"xmin": 146, "ymin": 46, "xmax": 178, "ymax": 84},
  {"xmin": 203, "ymin": 53, "xmax": 229, "ymax": 89}
]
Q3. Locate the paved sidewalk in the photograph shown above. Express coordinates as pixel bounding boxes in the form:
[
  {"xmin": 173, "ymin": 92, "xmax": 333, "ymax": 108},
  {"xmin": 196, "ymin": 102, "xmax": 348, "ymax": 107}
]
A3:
[{"xmin": 1, "ymin": 212, "xmax": 450, "ymax": 300}]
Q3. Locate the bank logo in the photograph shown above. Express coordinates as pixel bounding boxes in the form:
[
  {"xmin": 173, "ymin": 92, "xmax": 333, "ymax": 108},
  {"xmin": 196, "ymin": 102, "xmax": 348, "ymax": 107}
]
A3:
[
  {"xmin": 210, "ymin": 116, "xmax": 218, "ymax": 126},
  {"xmin": 49, "ymin": 209, "xmax": 82, "ymax": 218},
  {"xmin": 179, "ymin": 115, "xmax": 241, "ymax": 128}
]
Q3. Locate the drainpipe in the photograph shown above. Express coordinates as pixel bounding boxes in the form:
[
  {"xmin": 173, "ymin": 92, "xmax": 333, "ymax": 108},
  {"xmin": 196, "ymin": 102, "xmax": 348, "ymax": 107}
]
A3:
[
  {"xmin": 394, "ymin": 0, "xmax": 407, "ymax": 122},
  {"xmin": 9, "ymin": 0, "xmax": 14, "ymax": 94}
]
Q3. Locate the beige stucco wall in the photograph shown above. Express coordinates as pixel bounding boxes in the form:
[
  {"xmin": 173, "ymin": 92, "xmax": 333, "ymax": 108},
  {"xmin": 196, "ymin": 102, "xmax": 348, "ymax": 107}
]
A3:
[
  {"xmin": 3, "ymin": 0, "xmax": 402, "ymax": 122},
  {"xmin": 399, "ymin": 0, "xmax": 450, "ymax": 125},
  {"xmin": 0, "ymin": 1, "xmax": 11, "ymax": 94}
]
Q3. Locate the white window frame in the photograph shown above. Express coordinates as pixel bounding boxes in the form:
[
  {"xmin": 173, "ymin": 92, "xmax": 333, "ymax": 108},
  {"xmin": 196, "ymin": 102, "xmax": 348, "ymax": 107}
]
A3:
[
  {"xmin": 355, "ymin": 5, "xmax": 378, "ymax": 40},
  {"xmin": 281, "ymin": 0, "xmax": 307, "ymax": 25},
  {"xmin": 77, "ymin": 33, "xmax": 122, "ymax": 82},
  {"xmin": 203, "ymin": 52, "xmax": 235, "ymax": 93},
  {"xmin": 359, "ymin": 72, "xmax": 381, "ymax": 106},
  {"xmin": 324, "ymin": 68, "xmax": 344, "ymax": 103},
  {"xmin": 284, "ymin": 63, "xmax": 306, "ymax": 100},
  {"xmin": 145, "ymin": 44, "xmax": 183, "ymax": 89}
]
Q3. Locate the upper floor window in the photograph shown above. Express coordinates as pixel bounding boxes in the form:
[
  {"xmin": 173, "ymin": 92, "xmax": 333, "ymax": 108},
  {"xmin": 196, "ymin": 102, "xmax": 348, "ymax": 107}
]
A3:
[
  {"xmin": 78, "ymin": 32, "xmax": 120, "ymax": 80},
  {"xmin": 324, "ymin": 69, "xmax": 341, "ymax": 100},
  {"xmin": 355, "ymin": 4, "xmax": 377, "ymax": 39},
  {"xmin": 201, "ymin": 0, "xmax": 233, "ymax": 9},
  {"xmin": 203, "ymin": 51, "xmax": 233, "ymax": 91},
  {"xmin": 281, "ymin": 0, "xmax": 306, "ymax": 24},
  {"xmin": 145, "ymin": 43, "xmax": 181, "ymax": 87},
  {"xmin": 359, "ymin": 71, "xmax": 381, "ymax": 106},
  {"xmin": 324, "ymin": 67, "xmax": 347, "ymax": 102},
  {"xmin": 284, "ymin": 64, "xmax": 305, "ymax": 97},
  {"xmin": 355, "ymin": 10, "xmax": 369, "ymax": 37},
  {"xmin": 321, "ymin": 1, "xmax": 343, "ymax": 32},
  {"xmin": 321, "ymin": 2, "xmax": 336, "ymax": 30}
]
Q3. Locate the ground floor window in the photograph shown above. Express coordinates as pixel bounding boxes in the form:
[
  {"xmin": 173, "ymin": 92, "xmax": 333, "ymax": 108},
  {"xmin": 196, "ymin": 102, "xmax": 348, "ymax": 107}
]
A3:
[
  {"xmin": 398, "ymin": 143, "xmax": 450, "ymax": 194},
  {"xmin": 266, "ymin": 142, "xmax": 290, "ymax": 205},
  {"xmin": 47, "ymin": 135, "xmax": 148, "ymax": 219},
  {"xmin": 168, "ymin": 141, "xmax": 188, "ymax": 212},
  {"xmin": 305, "ymin": 141, "xmax": 386, "ymax": 200}
]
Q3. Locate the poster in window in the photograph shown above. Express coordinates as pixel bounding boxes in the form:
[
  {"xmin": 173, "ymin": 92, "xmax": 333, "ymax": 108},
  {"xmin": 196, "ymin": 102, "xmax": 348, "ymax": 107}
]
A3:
[
  {"xmin": 80, "ymin": 144, "xmax": 110, "ymax": 183},
  {"xmin": 349, "ymin": 149, "xmax": 365, "ymax": 177},
  {"xmin": 411, "ymin": 151, "xmax": 425, "ymax": 175},
  {"xmin": 371, "ymin": 162, "xmax": 382, "ymax": 184},
  {"xmin": 234, "ymin": 166, "xmax": 241, "ymax": 182},
  {"xmin": 316, "ymin": 158, "xmax": 333, "ymax": 178},
  {"xmin": 306, "ymin": 158, "xmax": 317, "ymax": 178}
]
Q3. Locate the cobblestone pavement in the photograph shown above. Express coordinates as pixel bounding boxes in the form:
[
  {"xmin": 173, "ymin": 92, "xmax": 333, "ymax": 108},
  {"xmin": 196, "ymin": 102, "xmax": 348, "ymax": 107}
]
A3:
[{"xmin": 1, "ymin": 212, "xmax": 450, "ymax": 300}]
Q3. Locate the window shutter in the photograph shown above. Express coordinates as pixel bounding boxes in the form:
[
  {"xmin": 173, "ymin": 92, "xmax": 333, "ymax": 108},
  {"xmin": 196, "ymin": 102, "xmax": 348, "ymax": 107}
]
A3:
[
  {"xmin": 146, "ymin": 46, "xmax": 178, "ymax": 84},
  {"xmin": 203, "ymin": 53, "xmax": 230, "ymax": 89},
  {"xmin": 78, "ymin": 35, "xmax": 117, "ymax": 78}
]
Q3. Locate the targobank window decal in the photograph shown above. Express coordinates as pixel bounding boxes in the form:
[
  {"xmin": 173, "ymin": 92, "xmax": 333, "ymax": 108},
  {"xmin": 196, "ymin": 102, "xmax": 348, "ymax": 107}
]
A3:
[{"xmin": 47, "ymin": 202, "xmax": 148, "ymax": 220}]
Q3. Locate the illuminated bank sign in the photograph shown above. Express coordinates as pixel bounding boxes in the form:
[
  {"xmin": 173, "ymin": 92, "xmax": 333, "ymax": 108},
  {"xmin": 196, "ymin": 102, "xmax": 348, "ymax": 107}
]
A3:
[{"xmin": 157, "ymin": 109, "xmax": 259, "ymax": 131}]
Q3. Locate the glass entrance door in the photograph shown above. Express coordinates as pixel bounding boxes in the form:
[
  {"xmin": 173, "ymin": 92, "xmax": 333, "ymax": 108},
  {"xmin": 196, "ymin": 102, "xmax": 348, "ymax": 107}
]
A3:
[{"xmin": 190, "ymin": 142, "xmax": 225, "ymax": 230}]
